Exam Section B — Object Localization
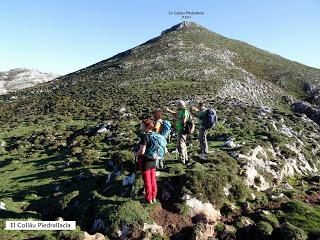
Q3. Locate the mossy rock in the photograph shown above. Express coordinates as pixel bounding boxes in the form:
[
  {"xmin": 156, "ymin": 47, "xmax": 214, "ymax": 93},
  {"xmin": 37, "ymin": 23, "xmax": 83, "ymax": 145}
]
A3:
[{"xmin": 279, "ymin": 222, "xmax": 307, "ymax": 240}]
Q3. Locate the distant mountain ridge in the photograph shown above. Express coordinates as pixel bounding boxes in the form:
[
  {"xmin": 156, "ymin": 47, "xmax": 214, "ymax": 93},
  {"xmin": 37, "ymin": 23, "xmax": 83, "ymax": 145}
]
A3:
[{"xmin": 0, "ymin": 68, "xmax": 59, "ymax": 95}]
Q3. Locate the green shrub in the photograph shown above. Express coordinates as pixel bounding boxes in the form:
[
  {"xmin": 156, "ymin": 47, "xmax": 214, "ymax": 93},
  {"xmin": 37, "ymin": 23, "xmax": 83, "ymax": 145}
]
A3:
[
  {"xmin": 111, "ymin": 150, "xmax": 135, "ymax": 167},
  {"xmin": 58, "ymin": 226, "xmax": 84, "ymax": 240},
  {"xmin": 208, "ymin": 123, "xmax": 233, "ymax": 140},
  {"xmin": 279, "ymin": 222, "xmax": 307, "ymax": 240},
  {"xmin": 184, "ymin": 150, "xmax": 250, "ymax": 207},
  {"xmin": 253, "ymin": 211, "xmax": 280, "ymax": 228},
  {"xmin": 79, "ymin": 149, "xmax": 99, "ymax": 165},
  {"xmin": 280, "ymin": 147, "xmax": 297, "ymax": 159},
  {"xmin": 279, "ymin": 200, "xmax": 320, "ymax": 236},
  {"xmin": 61, "ymin": 191, "xmax": 79, "ymax": 209},
  {"xmin": 177, "ymin": 203, "xmax": 190, "ymax": 216},
  {"xmin": 215, "ymin": 222, "xmax": 226, "ymax": 233},
  {"xmin": 108, "ymin": 200, "xmax": 153, "ymax": 237},
  {"xmin": 234, "ymin": 216, "xmax": 254, "ymax": 229},
  {"xmin": 255, "ymin": 221, "xmax": 273, "ymax": 238},
  {"xmin": 229, "ymin": 179, "xmax": 251, "ymax": 202},
  {"xmin": 192, "ymin": 223, "xmax": 205, "ymax": 239}
]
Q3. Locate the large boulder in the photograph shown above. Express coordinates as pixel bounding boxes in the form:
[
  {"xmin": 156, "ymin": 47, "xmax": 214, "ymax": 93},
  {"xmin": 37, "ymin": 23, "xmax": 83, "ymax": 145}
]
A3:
[
  {"xmin": 292, "ymin": 101, "xmax": 320, "ymax": 125},
  {"xmin": 77, "ymin": 231, "xmax": 107, "ymax": 240},
  {"xmin": 183, "ymin": 194, "xmax": 221, "ymax": 223}
]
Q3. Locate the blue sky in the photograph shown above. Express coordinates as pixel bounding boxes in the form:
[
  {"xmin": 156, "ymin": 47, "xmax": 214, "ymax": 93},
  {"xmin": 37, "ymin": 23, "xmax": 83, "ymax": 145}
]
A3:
[{"xmin": 0, "ymin": 0, "xmax": 319, "ymax": 74}]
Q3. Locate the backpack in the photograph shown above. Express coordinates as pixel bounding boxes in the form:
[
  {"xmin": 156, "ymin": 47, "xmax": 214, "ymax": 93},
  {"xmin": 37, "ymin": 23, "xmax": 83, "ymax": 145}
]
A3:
[
  {"xmin": 145, "ymin": 132, "xmax": 167, "ymax": 160},
  {"xmin": 160, "ymin": 120, "xmax": 171, "ymax": 139},
  {"xmin": 183, "ymin": 113, "xmax": 195, "ymax": 135},
  {"xmin": 204, "ymin": 108, "xmax": 217, "ymax": 130}
]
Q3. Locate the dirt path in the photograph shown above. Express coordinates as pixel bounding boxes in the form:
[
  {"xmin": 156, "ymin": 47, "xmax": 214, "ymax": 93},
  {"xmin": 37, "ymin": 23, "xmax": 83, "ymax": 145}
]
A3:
[{"xmin": 150, "ymin": 203, "xmax": 194, "ymax": 240}]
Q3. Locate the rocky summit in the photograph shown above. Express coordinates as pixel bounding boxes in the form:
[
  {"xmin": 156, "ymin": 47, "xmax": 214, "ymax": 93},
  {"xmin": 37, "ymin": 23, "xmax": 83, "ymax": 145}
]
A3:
[
  {"xmin": 0, "ymin": 68, "xmax": 59, "ymax": 95},
  {"xmin": 1, "ymin": 21, "xmax": 319, "ymax": 121},
  {"xmin": 0, "ymin": 22, "xmax": 320, "ymax": 240}
]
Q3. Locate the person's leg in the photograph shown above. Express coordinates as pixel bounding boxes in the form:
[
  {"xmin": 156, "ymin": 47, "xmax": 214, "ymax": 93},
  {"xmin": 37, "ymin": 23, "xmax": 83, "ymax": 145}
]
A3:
[
  {"xmin": 199, "ymin": 128, "xmax": 205, "ymax": 154},
  {"xmin": 181, "ymin": 134, "xmax": 188, "ymax": 163},
  {"xmin": 141, "ymin": 169, "xmax": 152, "ymax": 203},
  {"xmin": 199, "ymin": 128, "xmax": 209, "ymax": 154},
  {"xmin": 204, "ymin": 129, "xmax": 208, "ymax": 154},
  {"xmin": 177, "ymin": 132, "xmax": 182, "ymax": 161},
  {"xmin": 160, "ymin": 157, "xmax": 164, "ymax": 169},
  {"xmin": 150, "ymin": 168, "xmax": 157, "ymax": 201}
]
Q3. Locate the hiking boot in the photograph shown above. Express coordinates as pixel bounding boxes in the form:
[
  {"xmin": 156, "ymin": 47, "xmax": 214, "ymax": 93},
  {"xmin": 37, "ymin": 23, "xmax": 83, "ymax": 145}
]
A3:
[
  {"xmin": 199, "ymin": 154, "xmax": 206, "ymax": 160},
  {"xmin": 186, "ymin": 162, "xmax": 194, "ymax": 168},
  {"xmin": 156, "ymin": 171, "xmax": 161, "ymax": 177}
]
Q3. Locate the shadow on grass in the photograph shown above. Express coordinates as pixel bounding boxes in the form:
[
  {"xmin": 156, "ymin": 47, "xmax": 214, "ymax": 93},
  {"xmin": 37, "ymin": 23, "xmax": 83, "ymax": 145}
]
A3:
[
  {"xmin": 0, "ymin": 157, "xmax": 13, "ymax": 168},
  {"xmin": 24, "ymin": 154, "xmax": 66, "ymax": 168},
  {"xmin": 1, "ymin": 152, "xmax": 126, "ymax": 233},
  {"xmin": 0, "ymin": 210, "xmax": 40, "ymax": 220}
]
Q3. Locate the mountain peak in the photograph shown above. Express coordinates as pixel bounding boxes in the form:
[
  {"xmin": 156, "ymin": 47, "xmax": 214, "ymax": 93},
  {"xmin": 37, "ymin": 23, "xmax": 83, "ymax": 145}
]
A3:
[{"xmin": 161, "ymin": 21, "xmax": 204, "ymax": 35}]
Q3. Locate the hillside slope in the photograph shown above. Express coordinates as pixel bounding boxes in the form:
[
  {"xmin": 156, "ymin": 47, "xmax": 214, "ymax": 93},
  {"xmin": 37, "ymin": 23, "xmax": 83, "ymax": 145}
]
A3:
[
  {"xmin": 1, "ymin": 22, "xmax": 320, "ymax": 122},
  {"xmin": 0, "ymin": 22, "xmax": 320, "ymax": 240}
]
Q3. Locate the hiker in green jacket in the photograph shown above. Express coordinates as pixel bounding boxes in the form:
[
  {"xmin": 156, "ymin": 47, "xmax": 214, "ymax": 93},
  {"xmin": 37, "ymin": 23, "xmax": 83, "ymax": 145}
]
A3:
[
  {"xmin": 165, "ymin": 100, "xmax": 189, "ymax": 164},
  {"xmin": 191, "ymin": 102, "xmax": 208, "ymax": 160}
]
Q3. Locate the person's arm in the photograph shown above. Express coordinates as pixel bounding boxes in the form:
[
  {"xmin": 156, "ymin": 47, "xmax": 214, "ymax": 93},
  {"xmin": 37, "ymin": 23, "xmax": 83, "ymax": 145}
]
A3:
[
  {"xmin": 182, "ymin": 116, "xmax": 187, "ymax": 125},
  {"xmin": 165, "ymin": 107, "xmax": 178, "ymax": 118},
  {"xmin": 191, "ymin": 106, "xmax": 199, "ymax": 112},
  {"xmin": 136, "ymin": 144, "xmax": 146, "ymax": 156},
  {"xmin": 155, "ymin": 121, "xmax": 161, "ymax": 133},
  {"xmin": 165, "ymin": 107, "xmax": 176, "ymax": 114}
]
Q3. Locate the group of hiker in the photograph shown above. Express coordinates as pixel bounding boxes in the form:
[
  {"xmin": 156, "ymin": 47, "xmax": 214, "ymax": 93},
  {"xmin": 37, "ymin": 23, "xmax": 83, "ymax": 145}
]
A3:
[{"xmin": 135, "ymin": 100, "xmax": 217, "ymax": 204}]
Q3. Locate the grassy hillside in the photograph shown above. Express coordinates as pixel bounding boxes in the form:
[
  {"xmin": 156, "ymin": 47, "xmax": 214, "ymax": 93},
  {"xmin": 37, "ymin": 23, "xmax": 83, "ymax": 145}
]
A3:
[
  {"xmin": 1, "ymin": 22, "xmax": 320, "ymax": 123},
  {"xmin": 1, "ymin": 22, "xmax": 320, "ymax": 240},
  {"xmin": 1, "ymin": 97, "xmax": 320, "ymax": 239}
]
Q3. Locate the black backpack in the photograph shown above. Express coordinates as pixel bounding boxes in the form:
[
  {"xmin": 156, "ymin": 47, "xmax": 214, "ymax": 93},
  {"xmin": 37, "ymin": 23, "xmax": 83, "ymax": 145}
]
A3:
[
  {"xmin": 204, "ymin": 108, "xmax": 217, "ymax": 130},
  {"xmin": 183, "ymin": 114, "xmax": 195, "ymax": 135}
]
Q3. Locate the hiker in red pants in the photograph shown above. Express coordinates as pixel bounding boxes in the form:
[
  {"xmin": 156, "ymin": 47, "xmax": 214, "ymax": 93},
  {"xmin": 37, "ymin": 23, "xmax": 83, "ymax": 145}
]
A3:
[{"xmin": 135, "ymin": 119, "xmax": 157, "ymax": 204}]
